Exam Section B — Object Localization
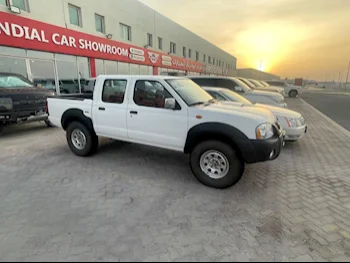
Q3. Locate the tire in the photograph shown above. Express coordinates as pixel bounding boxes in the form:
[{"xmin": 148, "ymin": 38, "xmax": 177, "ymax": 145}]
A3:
[
  {"xmin": 190, "ymin": 140, "xmax": 244, "ymax": 189},
  {"xmin": 0, "ymin": 123, "xmax": 4, "ymax": 135},
  {"xmin": 66, "ymin": 121, "xmax": 98, "ymax": 157},
  {"xmin": 45, "ymin": 119, "xmax": 54, "ymax": 127},
  {"xmin": 289, "ymin": 90, "xmax": 298, "ymax": 98}
]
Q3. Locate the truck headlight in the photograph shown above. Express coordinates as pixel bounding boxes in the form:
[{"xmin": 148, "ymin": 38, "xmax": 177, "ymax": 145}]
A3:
[
  {"xmin": 285, "ymin": 117, "xmax": 298, "ymax": 127},
  {"xmin": 256, "ymin": 123, "xmax": 274, "ymax": 140}
]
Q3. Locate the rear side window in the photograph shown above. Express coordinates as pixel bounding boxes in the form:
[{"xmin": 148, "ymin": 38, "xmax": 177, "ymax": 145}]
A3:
[
  {"xmin": 191, "ymin": 78, "xmax": 216, "ymax": 87},
  {"xmin": 216, "ymin": 79, "xmax": 234, "ymax": 90},
  {"xmin": 268, "ymin": 81, "xmax": 284, "ymax": 87},
  {"xmin": 102, "ymin": 79, "xmax": 127, "ymax": 103},
  {"xmin": 133, "ymin": 80, "xmax": 173, "ymax": 108}
]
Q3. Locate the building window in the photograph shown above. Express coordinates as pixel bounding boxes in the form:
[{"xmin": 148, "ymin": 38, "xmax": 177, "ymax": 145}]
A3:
[
  {"xmin": 203, "ymin": 54, "xmax": 206, "ymax": 63},
  {"xmin": 120, "ymin": 23, "xmax": 131, "ymax": 41},
  {"xmin": 208, "ymin": 56, "xmax": 211, "ymax": 64},
  {"xmin": 147, "ymin": 33, "xmax": 153, "ymax": 47},
  {"xmin": 183, "ymin": 47, "xmax": 186, "ymax": 57},
  {"xmin": 95, "ymin": 14, "xmax": 105, "ymax": 33},
  {"xmin": 68, "ymin": 4, "xmax": 82, "ymax": 27},
  {"xmin": 170, "ymin": 42, "xmax": 176, "ymax": 54},
  {"xmin": 158, "ymin": 37, "xmax": 163, "ymax": 50},
  {"xmin": 11, "ymin": 0, "xmax": 28, "ymax": 11},
  {"xmin": 213, "ymin": 58, "xmax": 215, "ymax": 65},
  {"xmin": 196, "ymin": 51, "xmax": 199, "ymax": 61},
  {"xmin": 188, "ymin": 49, "xmax": 192, "ymax": 58}
]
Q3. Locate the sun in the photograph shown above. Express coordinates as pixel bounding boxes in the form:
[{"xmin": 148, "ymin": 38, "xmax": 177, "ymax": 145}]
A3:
[{"xmin": 235, "ymin": 22, "xmax": 308, "ymax": 72}]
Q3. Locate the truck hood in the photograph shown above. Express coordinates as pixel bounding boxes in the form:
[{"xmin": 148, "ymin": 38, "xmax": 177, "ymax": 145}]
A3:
[
  {"xmin": 190, "ymin": 101, "xmax": 276, "ymax": 124},
  {"xmin": 248, "ymin": 89, "xmax": 284, "ymax": 103},
  {"xmin": 255, "ymin": 103, "xmax": 301, "ymax": 118}
]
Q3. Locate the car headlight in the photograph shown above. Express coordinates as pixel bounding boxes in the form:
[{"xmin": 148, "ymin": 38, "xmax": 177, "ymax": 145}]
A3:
[
  {"xmin": 285, "ymin": 117, "xmax": 298, "ymax": 127},
  {"xmin": 256, "ymin": 123, "xmax": 274, "ymax": 140}
]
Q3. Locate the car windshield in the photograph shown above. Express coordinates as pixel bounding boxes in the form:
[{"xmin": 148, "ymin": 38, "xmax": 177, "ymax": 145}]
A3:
[
  {"xmin": 249, "ymin": 79, "xmax": 264, "ymax": 88},
  {"xmin": 243, "ymin": 79, "xmax": 257, "ymax": 88},
  {"xmin": 221, "ymin": 89, "xmax": 253, "ymax": 105},
  {"xmin": 166, "ymin": 79, "xmax": 214, "ymax": 106},
  {"xmin": 0, "ymin": 75, "xmax": 34, "ymax": 89},
  {"xmin": 260, "ymin": 81, "xmax": 270, "ymax": 87},
  {"xmin": 231, "ymin": 78, "xmax": 252, "ymax": 91}
]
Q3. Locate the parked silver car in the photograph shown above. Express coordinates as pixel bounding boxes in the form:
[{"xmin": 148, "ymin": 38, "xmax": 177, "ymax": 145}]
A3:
[
  {"xmin": 189, "ymin": 76, "xmax": 287, "ymax": 108},
  {"xmin": 265, "ymin": 80, "xmax": 302, "ymax": 98},
  {"xmin": 204, "ymin": 87, "xmax": 307, "ymax": 141}
]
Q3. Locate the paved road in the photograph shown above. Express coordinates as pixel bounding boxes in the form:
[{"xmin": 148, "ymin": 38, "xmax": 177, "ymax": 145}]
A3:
[
  {"xmin": 1, "ymin": 98, "xmax": 350, "ymax": 261},
  {"xmin": 302, "ymin": 93, "xmax": 350, "ymax": 131}
]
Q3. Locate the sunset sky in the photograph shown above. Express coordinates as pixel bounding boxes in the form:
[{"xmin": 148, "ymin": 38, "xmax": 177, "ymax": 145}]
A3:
[{"xmin": 139, "ymin": 0, "xmax": 350, "ymax": 81}]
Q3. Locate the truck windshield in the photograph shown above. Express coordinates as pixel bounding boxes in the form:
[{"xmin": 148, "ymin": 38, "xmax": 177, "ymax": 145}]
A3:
[
  {"xmin": 0, "ymin": 75, "xmax": 34, "ymax": 89},
  {"xmin": 166, "ymin": 79, "xmax": 213, "ymax": 106}
]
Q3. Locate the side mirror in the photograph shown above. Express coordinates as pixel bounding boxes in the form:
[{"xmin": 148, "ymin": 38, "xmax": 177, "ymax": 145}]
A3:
[
  {"xmin": 235, "ymin": 86, "xmax": 243, "ymax": 92},
  {"xmin": 165, "ymin": 98, "xmax": 176, "ymax": 110}
]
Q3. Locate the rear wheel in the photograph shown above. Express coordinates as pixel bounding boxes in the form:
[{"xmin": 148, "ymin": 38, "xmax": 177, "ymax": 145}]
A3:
[
  {"xmin": 66, "ymin": 121, "xmax": 98, "ymax": 156},
  {"xmin": 0, "ymin": 123, "xmax": 4, "ymax": 135},
  {"xmin": 190, "ymin": 140, "xmax": 244, "ymax": 189},
  {"xmin": 289, "ymin": 90, "xmax": 298, "ymax": 98}
]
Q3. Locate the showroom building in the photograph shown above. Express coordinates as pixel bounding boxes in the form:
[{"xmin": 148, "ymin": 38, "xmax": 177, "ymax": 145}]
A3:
[{"xmin": 0, "ymin": 0, "xmax": 237, "ymax": 94}]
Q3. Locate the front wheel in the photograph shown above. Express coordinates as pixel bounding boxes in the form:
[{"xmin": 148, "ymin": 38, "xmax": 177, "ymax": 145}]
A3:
[
  {"xmin": 289, "ymin": 90, "xmax": 298, "ymax": 98},
  {"xmin": 190, "ymin": 140, "xmax": 244, "ymax": 189},
  {"xmin": 66, "ymin": 121, "xmax": 98, "ymax": 157}
]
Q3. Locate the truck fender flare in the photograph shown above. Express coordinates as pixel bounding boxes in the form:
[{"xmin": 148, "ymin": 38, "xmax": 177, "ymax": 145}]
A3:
[
  {"xmin": 184, "ymin": 122, "xmax": 252, "ymax": 161},
  {"xmin": 61, "ymin": 108, "xmax": 94, "ymax": 132}
]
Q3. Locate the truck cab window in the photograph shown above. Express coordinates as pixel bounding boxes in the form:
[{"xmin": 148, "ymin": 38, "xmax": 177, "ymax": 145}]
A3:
[
  {"xmin": 133, "ymin": 80, "xmax": 173, "ymax": 108},
  {"xmin": 102, "ymin": 79, "xmax": 127, "ymax": 104}
]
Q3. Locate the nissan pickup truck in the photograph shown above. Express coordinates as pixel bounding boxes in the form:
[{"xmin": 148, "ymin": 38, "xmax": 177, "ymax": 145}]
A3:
[
  {"xmin": 47, "ymin": 76, "xmax": 284, "ymax": 189},
  {"xmin": 0, "ymin": 72, "xmax": 55, "ymax": 134}
]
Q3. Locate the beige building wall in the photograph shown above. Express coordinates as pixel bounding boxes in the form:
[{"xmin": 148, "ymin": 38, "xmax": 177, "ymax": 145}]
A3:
[
  {"xmin": 235, "ymin": 68, "xmax": 280, "ymax": 80},
  {"xmin": 0, "ymin": 0, "xmax": 237, "ymax": 75}
]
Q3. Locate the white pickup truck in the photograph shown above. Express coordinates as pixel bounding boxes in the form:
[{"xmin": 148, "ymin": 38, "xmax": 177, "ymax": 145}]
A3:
[{"xmin": 47, "ymin": 76, "xmax": 284, "ymax": 189}]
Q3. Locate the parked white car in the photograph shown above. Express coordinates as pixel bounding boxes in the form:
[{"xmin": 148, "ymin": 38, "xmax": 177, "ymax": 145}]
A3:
[
  {"xmin": 189, "ymin": 76, "xmax": 287, "ymax": 108},
  {"xmin": 237, "ymin": 78, "xmax": 285, "ymax": 96},
  {"xmin": 265, "ymin": 80, "xmax": 302, "ymax": 98},
  {"xmin": 204, "ymin": 87, "xmax": 307, "ymax": 142},
  {"xmin": 47, "ymin": 76, "xmax": 284, "ymax": 189}
]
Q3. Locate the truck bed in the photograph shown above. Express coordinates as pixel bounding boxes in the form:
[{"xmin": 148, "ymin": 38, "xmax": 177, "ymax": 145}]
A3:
[{"xmin": 47, "ymin": 94, "xmax": 93, "ymax": 128}]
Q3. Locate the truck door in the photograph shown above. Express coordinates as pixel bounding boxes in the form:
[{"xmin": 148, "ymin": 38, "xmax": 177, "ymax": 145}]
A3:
[
  {"xmin": 126, "ymin": 79, "xmax": 188, "ymax": 151},
  {"xmin": 92, "ymin": 78, "xmax": 128, "ymax": 139}
]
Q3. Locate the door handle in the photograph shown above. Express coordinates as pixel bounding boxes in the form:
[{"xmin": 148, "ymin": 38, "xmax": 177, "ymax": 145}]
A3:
[
  {"xmin": 130, "ymin": 111, "xmax": 138, "ymax": 115},
  {"xmin": 99, "ymin": 107, "xmax": 105, "ymax": 111}
]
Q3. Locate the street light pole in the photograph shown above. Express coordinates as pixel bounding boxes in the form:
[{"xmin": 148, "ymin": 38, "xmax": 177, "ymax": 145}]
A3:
[{"xmin": 346, "ymin": 61, "xmax": 350, "ymax": 90}]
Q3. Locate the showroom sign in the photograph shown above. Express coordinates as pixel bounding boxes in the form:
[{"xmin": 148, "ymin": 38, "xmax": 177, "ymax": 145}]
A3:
[{"xmin": 0, "ymin": 11, "xmax": 203, "ymax": 72}]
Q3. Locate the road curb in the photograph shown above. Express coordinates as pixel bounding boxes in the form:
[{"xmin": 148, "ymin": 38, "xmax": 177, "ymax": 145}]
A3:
[{"xmin": 300, "ymin": 98, "xmax": 350, "ymax": 139}]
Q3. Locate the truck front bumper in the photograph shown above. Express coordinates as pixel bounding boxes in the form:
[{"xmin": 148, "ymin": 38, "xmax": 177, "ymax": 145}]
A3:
[{"xmin": 241, "ymin": 130, "xmax": 285, "ymax": 164}]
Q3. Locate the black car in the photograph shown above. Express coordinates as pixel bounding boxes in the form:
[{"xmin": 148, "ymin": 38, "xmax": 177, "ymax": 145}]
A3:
[{"xmin": 0, "ymin": 72, "xmax": 55, "ymax": 134}]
